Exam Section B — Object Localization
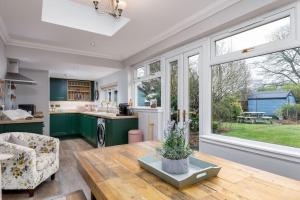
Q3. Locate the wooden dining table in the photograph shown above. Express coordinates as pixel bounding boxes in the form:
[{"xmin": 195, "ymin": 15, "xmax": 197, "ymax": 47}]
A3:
[{"xmin": 75, "ymin": 141, "xmax": 300, "ymax": 200}]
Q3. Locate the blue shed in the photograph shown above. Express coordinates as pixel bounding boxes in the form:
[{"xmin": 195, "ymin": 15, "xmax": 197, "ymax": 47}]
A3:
[{"xmin": 248, "ymin": 90, "xmax": 296, "ymax": 116}]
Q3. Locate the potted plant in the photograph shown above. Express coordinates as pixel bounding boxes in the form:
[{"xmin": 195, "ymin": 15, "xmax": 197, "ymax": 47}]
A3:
[{"xmin": 157, "ymin": 121, "xmax": 193, "ymax": 174}]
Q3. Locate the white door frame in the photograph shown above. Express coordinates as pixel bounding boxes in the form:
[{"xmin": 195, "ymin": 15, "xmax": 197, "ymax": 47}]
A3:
[
  {"xmin": 165, "ymin": 54, "xmax": 183, "ymax": 126},
  {"xmin": 183, "ymin": 48, "xmax": 202, "ymax": 124},
  {"xmin": 165, "ymin": 48, "xmax": 202, "ymax": 129}
]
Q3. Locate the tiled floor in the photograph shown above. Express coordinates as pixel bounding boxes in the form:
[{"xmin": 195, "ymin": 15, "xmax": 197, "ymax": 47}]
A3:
[{"xmin": 2, "ymin": 138, "xmax": 94, "ymax": 200}]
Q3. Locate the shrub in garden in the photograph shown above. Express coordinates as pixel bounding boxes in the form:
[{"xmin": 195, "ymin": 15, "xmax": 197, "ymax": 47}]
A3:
[{"xmin": 277, "ymin": 104, "xmax": 300, "ymax": 121}]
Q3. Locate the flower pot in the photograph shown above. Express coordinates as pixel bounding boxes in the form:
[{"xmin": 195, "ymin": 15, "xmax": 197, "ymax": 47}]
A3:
[{"xmin": 161, "ymin": 157, "xmax": 189, "ymax": 174}]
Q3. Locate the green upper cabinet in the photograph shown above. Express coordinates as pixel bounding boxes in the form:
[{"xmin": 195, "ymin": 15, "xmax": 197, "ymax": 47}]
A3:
[
  {"xmin": 50, "ymin": 78, "xmax": 68, "ymax": 101},
  {"xmin": 50, "ymin": 78, "xmax": 94, "ymax": 101}
]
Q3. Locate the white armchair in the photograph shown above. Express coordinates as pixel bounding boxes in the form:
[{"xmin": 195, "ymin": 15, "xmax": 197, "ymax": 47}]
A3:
[{"xmin": 0, "ymin": 132, "xmax": 59, "ymax": 197}]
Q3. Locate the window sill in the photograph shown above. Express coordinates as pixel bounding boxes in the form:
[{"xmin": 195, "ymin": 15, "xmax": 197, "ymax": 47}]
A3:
[
  {"xmin": 133, "ymin": 107, "xmax": 164, "ymax": 113},
  {"xmin": 200, "ymin": 134, "xmax": 300, "ymax": 164}
]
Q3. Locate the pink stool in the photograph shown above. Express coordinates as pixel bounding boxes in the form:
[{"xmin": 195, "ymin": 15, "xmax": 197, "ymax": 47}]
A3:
[{"xmin": 128, "ymin": 130, "xmax": 143, "ymax": 144}]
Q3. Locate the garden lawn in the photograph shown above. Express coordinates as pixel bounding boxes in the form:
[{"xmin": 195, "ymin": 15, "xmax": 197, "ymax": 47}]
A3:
[{"xmin": 220, "ymin": 123, "xmax": 300, "ymax": 148}]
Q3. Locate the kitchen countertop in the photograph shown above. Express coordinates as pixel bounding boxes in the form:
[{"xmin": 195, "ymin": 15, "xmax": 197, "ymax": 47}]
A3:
[
  {"xmin": 0, "ymin": 118, "xmax": 44, "ymax": 125},
  {"xmin": 50, "ymin": 111, "xmax": 138, "ymax": 120}
]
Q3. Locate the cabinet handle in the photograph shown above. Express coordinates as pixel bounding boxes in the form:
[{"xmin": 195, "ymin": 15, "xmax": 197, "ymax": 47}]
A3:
[{"xmin": 183, "ymin": 110, "xmax": 186, "ymax": 122}]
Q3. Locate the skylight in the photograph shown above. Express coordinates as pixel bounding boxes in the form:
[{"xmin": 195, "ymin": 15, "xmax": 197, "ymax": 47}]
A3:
[{"xmin": 41, "ymin": 0, "xmax": 130, "ymax": 36}]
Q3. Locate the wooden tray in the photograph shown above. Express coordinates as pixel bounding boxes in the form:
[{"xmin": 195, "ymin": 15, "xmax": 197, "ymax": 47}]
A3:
[{"xmin": 138, "ymin": 155, "xmax": 221, "ymax": 189}]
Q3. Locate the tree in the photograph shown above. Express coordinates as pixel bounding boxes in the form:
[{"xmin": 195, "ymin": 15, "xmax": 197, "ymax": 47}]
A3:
[
  {"xmin": 257, "ymin": 48, "xmax": 300, "ymax": 85},
  {"xmin": 212, "ymin": 60, "xmax": 250, "ymax": 123},
  {"xmin": 256, "ymin": 25, "xmax": 300, "ymax": 86},
  {"xmin": 212, "ymin": 60, "xmax": 251, "ymax": 103},
  {"xmin": 137, "ymin": 78, "xmax": 161, "ymax": 106}
]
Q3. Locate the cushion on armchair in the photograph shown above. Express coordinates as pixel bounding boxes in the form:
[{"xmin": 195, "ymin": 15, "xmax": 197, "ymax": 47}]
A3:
[{"xmin": 7, "ymin": 135, "xmax": 28, "ymax": 147}]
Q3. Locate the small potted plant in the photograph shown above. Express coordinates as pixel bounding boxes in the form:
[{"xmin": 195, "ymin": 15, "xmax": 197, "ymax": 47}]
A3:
[{"xmin": 157, "ymin": 121, "xmax": 193, "ymax": 174}]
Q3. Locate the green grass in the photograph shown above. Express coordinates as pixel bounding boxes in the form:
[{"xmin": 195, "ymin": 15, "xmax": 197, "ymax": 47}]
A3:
[{"xmin": 218, "ymin": 122, "xmax": 300, "ymax": 148}]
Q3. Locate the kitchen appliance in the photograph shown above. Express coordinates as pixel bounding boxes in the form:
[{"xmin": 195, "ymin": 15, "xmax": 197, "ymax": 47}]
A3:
[
  {"xmin": 18, "ymin": 104, "xmax": 36, "ymax": 115},
  {"xmin": 118, "ymin": 103, "xmax": 133, "ymax": 116},
  {"xmin": 97, "ymin": 118, "xmax": 106, "ymax": 147},
  {"xmin": 4, "ymin": 59, "xmax": 37, "ymax": 85}
]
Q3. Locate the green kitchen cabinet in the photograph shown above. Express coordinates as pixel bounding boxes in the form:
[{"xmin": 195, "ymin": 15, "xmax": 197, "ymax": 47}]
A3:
[
  {"xmin": 50, "ymin": 113, "xmax": 80, "ymax": 137},
  {"xmin": 50, "ymin": 78, "xmax": 94, "ymax": 102},
  {"xmin": 87, "ymin": 115, "xmax": 97, "ymax": 146},
  {"xmin": 0, "ymin": 123, "xmax": 44, "ymax": 134},
  {"xmin": 50, "ymin": 113, "xmax": 138, "ymax": 147},
  {"xmin": 50, "ymin": 78, "xmax": 68, "ymax": 101},
  {"xmin": 70, "ymin": 113, "xmax": 80, "ymax": 135},
  {"xmin": 50, "ymin": 114, "xmax": 67, "ymax": 137},
  {"xmin": 79, "ymin": 114, "xmax": 85, "ymax": 137},
  {"xmin": 0, "ymin": 125, "xmax": 4, "ymax": 133},
  {"xmin": 80, "ymin": 114, "xmax": 97, "ymax": 146},
  {"xmin": 105, "ymin": 118, "xmax": 138, "ymax": 146}
]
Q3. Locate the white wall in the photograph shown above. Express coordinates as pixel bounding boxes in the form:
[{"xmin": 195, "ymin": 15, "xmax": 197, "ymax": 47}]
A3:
[
  {"xmin": 15, "ymin": 69, "xmax": 50, "ymax": 135},
  {"xmin": 200, "ymin": 141, "xmax": 300, "ymax": 180},
  {"xmin": 0, "ymin": 38, "xmax": 6, "ymax": 79},
  {"xmin": 96, "ymin": 69, "xmax": 129, "ymax": 104}
]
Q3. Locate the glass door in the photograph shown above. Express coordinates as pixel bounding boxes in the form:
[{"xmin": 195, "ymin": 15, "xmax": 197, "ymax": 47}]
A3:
[
  {"xmin": 166, "ymin": 55, "xmax": 183, "ymax": 124},
  {"xmin": 166, "ymin": 49, "xmax": 201, "ymax": 149},
  {"xmin": 184, "ymin": 50, "xmax": 200, "ymax": 149}
]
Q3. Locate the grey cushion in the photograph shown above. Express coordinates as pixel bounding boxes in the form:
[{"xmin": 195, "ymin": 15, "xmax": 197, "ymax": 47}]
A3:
[{"xmin": 7, "ymin": 135, "xmax": 28, "ymax": 147}]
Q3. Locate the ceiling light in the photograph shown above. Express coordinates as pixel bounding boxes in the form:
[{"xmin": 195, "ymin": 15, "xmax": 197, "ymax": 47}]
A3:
[
  {"xmin": 90, "ymin": 42, "xmax": 95, "ymax": 47},
  {"xmin": 92, "ymin": 0, "xmax": 127, "ymax": 19}
]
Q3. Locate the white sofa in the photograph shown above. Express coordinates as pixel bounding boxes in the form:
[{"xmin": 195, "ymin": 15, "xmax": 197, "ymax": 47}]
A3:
[{"xmin": 0, "ymin": 132, "xmax": 59, "ymax": 197}]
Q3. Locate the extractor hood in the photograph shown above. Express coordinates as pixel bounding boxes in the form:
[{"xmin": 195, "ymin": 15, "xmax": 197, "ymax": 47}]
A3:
[{"xmin": 4, "ymin": 59, "xmax": 37, "ymax": 85}]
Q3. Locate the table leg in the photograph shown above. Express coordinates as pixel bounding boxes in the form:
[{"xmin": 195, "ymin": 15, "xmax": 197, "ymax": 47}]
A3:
[
  {"xmin": 0, "ymin": 163, "xmax": 2, "ymax": 200},
  {"xmin": 91, "ymin": 192, "xmax": 96, "ymax": 200}
]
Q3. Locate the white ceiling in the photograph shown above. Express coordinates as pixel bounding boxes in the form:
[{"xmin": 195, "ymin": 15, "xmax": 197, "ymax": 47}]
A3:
[{"xmin": 0, "ymin": 0, "xmax": 238, "ymax": 79}]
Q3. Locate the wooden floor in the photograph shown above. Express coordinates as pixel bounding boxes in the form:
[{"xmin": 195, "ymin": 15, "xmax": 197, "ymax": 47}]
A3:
[{"xmin": 3, "ymin": 138, "xmax": 94, "ymax": 200}]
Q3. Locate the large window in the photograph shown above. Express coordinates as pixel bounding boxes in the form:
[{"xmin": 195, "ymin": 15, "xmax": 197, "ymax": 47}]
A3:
[
  {"xmin": 212, "ymin": 47, "xmax": 300, "ymax": 148},
  {"xmin": 216, "ymin": 16, "xmax": 291, "ymax": 56},
  {"xmin": 137, "ymin": 78, "xmax": 161, "ymax": 107},
  {"xmin": 134, "ymin": 60, "xmax": 162, "ymax": 107}
]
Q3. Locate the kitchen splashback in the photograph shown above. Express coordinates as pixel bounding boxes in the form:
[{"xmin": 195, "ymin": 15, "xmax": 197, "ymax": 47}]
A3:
[{"xmin": 49, "ymin": 101, "xmax": 95, "ymax": 111}]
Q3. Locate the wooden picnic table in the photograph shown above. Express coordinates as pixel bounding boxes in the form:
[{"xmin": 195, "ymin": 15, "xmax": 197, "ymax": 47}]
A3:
[{"xmin": 237, "ymin": 112, "xmax": 272, "ymax": 124}]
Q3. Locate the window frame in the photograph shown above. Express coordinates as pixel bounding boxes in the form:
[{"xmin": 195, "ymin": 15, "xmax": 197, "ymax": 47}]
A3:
[
  {"xmin": 129, "ymin": 2, "xmax": 300, "ymax": 161},
  {"xmin": 133, "ymin": 58, "xmax": 163, "ymax": 108},
  {"xmin": 210, "ymin": 4, "xmax": 298, "ymax": 65},
  {"xmin": 205, "ymin": 2, "xmax": 300, "ymax": 158}
]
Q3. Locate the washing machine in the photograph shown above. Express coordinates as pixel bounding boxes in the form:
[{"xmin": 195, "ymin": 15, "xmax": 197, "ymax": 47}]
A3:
[{"xmin": 97, "ymin": 118, "xmax": 106, "ymax": 147}]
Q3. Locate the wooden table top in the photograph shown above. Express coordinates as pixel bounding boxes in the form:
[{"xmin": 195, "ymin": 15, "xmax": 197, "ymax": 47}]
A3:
[{"xmin": 75, "ymin": 141, "xmax": 300, "ymax": 200}]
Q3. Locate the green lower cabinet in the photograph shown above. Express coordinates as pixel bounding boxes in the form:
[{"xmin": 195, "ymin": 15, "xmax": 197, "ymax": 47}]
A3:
[
  {"xmin": 80, "ymin": 115, "xmax": 97, "ymax": 146},
  {"xmin": 50, "ymin": 114, "xmax": 67, "ymax": 137},
  {"xmin": 0, "ymin": 125, "xmax": 4, "ymax": 133},
  {"xmin": 105, "ymin": 118, "xmax": 138, "ymax": 146},
  {"xmin": 0, "ymin": 123, "xmax": 44, "ymax": 134},
  {"xmin": 70, "ymin": 114, "xmax": 80, "ymax": 135},
  {"xmin": 50, "ymin": 113, "xmax": 138, "ymax": 147}
]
